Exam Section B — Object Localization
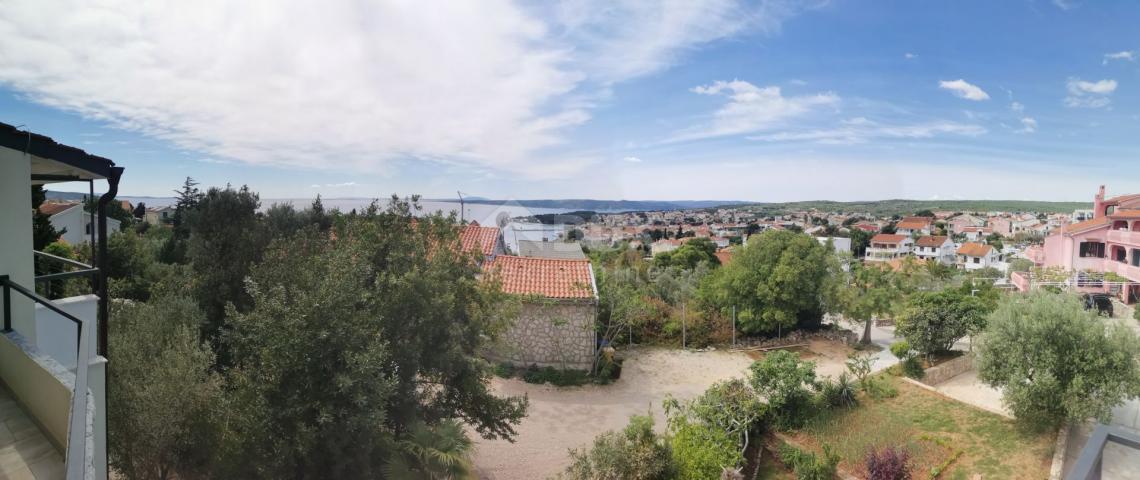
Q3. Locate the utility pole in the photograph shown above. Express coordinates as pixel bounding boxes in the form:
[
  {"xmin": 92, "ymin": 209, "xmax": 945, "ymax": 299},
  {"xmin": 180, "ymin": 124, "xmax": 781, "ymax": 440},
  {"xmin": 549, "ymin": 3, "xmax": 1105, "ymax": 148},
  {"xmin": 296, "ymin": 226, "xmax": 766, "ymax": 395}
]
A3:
[
  {"xmin": 457, "ymin": 191, "xmax": 465, "ymax": 223},
  {"xmin": 732, "ymin": 305, "xmax": 736, "ymax": 347}
]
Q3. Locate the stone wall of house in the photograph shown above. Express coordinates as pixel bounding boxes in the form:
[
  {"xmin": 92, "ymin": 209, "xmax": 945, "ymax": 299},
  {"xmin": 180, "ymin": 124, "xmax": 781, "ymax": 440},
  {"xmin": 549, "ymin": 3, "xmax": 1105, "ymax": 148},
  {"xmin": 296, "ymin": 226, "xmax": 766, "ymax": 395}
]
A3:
[
  {"xmin": 487, "ymin": 299, "xmax": 597, "ymax": 371},
  {"xmin": 923, "ymin": 353, "xmax": 974, "ymax": 386}
]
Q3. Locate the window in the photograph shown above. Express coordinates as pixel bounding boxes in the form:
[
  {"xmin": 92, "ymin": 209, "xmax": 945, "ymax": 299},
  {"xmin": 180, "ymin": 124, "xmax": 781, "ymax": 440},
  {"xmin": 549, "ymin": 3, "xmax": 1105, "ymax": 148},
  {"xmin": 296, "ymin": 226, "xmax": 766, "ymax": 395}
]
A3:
[
  {"xmin": 1079, "ymin": 241, "xmax": 1106, "ymax": 258},
  {"xmin": 1114, "ymin": 247, "xmax": 1127, "ymax": 263},
  {"xmin": 1133, "ymin": 249, "xmax": 1140, "ymax": 267},
  {"xmin": 973, "ymin": 257, "xmax": 980, "ymax": 264},
  {"xmin": 85, "ymin": 223, "xmax": 92, "ymax": 235}
]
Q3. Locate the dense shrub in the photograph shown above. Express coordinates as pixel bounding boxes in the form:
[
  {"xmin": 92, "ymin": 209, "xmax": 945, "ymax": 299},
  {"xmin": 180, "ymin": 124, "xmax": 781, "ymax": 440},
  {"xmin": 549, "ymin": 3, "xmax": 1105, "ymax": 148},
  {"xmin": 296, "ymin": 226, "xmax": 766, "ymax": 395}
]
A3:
[
  {"xmin": 669, "ymin": 418, "xmax": 743, "ymax": 480},
  {"xmin": 865, "ymin": 447, "xmax": 911, "ymax": 480},
  {"xmin": 778, "ymin": 443, "xmax": 839, "ymax": 480},
  {"xmin": 749, "ymin": 351, "xmax": 818, "ymax": 429},
  {"xmin": 522, "ymin": 365, "xmax": 592, "ymax": 386},
  {"xmin": 817, "ymin": 372, "xmax": 858, "ymax": 409},
  {"xmin": 1134, "ymin": 306, "xmax": 1140, "ymax": 322},
  {"xmin": 888, "ymin": 341, "xmax": 911, "ymax": 360},
  {"xmin": 665, "ymin": 379, "xmax": 767, "ymax": 454},
  {"xmin": 563, "ymin": 415, "xmax": 675, "ymax": 480},
  {"xmin": 896, "ymin": 290, "xmax": 990, "ymax": 360}
]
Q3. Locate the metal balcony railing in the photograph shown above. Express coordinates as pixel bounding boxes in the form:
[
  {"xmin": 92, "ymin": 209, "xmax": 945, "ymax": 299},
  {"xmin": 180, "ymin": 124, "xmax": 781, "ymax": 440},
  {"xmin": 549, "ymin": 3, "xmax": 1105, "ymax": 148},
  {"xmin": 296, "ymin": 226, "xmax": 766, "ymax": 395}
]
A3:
[
  {"xmin": 1066, "ymin": 425, "xmax": 1140, "ymax": 480},
  {"xmin": 2, "ymin": 274, "xmax": 92, "ymax": 480}
]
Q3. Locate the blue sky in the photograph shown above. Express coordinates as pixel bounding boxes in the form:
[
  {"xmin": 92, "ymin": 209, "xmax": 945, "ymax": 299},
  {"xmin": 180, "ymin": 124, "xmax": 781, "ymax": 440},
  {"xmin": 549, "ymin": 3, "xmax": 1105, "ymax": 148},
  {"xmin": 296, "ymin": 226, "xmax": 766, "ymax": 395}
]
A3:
[{"xmin": 2, "ymin": 0, "xmax": 1140, "ymax": 202}]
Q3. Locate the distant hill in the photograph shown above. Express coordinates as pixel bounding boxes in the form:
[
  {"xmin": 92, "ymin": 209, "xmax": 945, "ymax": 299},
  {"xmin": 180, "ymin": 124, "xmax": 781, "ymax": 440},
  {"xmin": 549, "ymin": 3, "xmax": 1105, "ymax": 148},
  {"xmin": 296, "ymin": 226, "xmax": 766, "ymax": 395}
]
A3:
[
  {"xmin": 448, "ymin": 199, "xmax": 749, "ymax": 212},
  {"xmin": 735, "ymin": 199, "xmax": 1092, "ymax": 216}
]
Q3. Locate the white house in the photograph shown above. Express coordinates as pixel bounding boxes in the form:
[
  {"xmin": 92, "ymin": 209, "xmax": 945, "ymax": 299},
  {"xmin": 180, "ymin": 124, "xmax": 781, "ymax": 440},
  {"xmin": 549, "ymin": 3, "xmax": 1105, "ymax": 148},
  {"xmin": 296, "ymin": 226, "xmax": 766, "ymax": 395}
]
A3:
[
  {"xmin": 865, "ymin": 234, "xmax": 913, "ymax": 262},
  {"xmin": 816, "ymin": 236, "xmax": 852, "ymax": 254},
  {"xmin": 960, "ymin": 226, "xmax": 993, "ymax": 242},
  {"xmin": 40, "ymin": 202, "xmax": 120, "ymax": 245},
  {"xmin": 650, "ymin": 239, "xmax": 683, "ymax": 257},
  {"xmin": 957, "ymin": 242, "xmax": 1001, "ymax": 271},
  {"xmin": 894, "ymin": 217, "xmax": 933, "ymax": 236},
  {"xmin": 913, "ymin": 235, "xmax": 956, "ymax": 265}
]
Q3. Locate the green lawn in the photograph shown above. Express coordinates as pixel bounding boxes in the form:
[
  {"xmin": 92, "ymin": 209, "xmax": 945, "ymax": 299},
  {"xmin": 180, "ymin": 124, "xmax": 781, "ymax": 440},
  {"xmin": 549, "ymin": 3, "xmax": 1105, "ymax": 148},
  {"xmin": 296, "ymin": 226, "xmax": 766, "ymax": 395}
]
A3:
[{"xmin": 784, "ymin": 376, "xmax": 1054, "ymax": 479}]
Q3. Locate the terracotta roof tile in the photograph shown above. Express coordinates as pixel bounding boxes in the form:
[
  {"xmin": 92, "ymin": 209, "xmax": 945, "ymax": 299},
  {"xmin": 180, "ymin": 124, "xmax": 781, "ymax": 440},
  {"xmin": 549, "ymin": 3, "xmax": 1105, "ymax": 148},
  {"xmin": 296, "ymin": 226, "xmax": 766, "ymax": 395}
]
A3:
[
  {"xmin": 871, "ymin": 234, "xmax": 908, "ymax": 243},
  {"xmin": 484, "ymin": 255, "xmax": 596, "ymax": 299},
  {"xmin": 915, "ymin": 235, "xmax": 949, "ymax": 248},
  {"xmin": 957, "ymin": 242, "xmax": 993, "ymax": 257},
  {"xmin": 1061, "ymin": 216, "xmax": 1110, "ymax": 234},
  {"xmin": 458, "ymin": 224, "xmax": 500, "ymax": 257},
  {"xmin": 1109, "ymin": 209, "xmax": 1140, "ymax": 219},
  {"xmin": 896, "ymin": 219, "xmax": 931, "ymax": 230},
  {"xmin": 38, "ymin": 202, "xmax": 79, "ymax": 216}
]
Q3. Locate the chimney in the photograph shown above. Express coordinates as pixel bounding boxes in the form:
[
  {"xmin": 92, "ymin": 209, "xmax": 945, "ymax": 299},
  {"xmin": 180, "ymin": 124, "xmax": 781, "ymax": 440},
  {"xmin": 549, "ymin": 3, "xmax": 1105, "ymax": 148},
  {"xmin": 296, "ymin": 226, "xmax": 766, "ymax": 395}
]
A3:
[{"xmin": 1094, "ymin": 185, "xmax": 1106, "ymax": 219}]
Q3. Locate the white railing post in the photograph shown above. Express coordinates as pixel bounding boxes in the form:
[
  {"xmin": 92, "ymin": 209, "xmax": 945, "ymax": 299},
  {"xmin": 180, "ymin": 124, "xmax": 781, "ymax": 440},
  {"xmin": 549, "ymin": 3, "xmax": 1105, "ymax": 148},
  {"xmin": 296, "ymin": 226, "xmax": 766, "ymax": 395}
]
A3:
[{"xmin": 66, "ymin": 316, "xmax": 91, "ymax": 480}]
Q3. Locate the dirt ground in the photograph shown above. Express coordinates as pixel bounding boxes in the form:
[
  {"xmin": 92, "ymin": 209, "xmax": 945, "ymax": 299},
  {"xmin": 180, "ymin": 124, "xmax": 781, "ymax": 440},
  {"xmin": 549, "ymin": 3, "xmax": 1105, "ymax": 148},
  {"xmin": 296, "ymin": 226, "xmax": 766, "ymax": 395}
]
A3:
[{"xmin": 471, "ymin": 341, "xmax": 856, "ymax": 479}]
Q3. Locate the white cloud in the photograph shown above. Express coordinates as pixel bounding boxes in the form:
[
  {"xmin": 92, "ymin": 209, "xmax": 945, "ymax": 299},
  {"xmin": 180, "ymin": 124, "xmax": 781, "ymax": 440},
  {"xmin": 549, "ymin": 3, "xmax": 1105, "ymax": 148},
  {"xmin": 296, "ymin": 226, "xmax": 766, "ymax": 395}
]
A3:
[
  {"xmin": 622, "ymin": 156, "xmax": 643, "ymax": 163},
  {"xmin": 674, "ymin": 80, "xmax": 839, "ymax": 141},
  {"xmin": 1010, "ymin": 102, "xmax": 1025, "ymax": 114},
  {"xmin": 904, "ymin": 53, "xmax": 918, "ymax": 60},
  {"xmin": 939, "ymin": 79, "xmax": 990, "ymax": 101},
  {"xmin": 1053, "ymin": 0, "xmax": 1078, "ymax": 10},
  {"xmin": 1103, "ymin": 51, "xmax": 1135, "ymax": 65},
  {"xmin": 1017, "ymin": 117, "xmax": 1038, "ymax": 134},
  {"xmin": 1065, "ymin": 78, "xmax": 1117, "ymax": 108},
  {"xmin": 0, "ymin": 0, "xmax": 812, "ymax": 179},
  {"xmin": 748, "ymin": 117, "xmax": 986, "ymax": 144}
]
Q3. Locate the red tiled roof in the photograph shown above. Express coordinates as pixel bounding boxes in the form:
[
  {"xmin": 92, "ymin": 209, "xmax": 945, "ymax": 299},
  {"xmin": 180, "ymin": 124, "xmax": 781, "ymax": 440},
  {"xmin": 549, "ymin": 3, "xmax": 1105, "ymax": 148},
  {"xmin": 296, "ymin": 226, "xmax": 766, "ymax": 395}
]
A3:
[
  {"xmin": 896, "ymin": 220, "xmax": 930, "ymax": 230},
  {"xmin": 871, "ymin": 234, "xmax": 907, "ymax": 244},
  {"xmin": 38, "ymin": 202, "xmax": 79, "ymax": 216},
  {"xmin": 901, "ymin": 216, "xmax": 934, "ymax": 224},
  {"xmin": 1109, "ymin": 209, "xmax": 1140, "ymax": 219},
  {"xmin": 853, "ymin": 223, "xmax": 879, "ymax": 232},
  {"xmin": 120, "ymin": 200, "xmax": 133, "ymax": 211},
  {"xmin": 458, "ymin": 224, "xmax": 500, "ymax": 257},
  {"xmin": 915, "ymin": 235, "xmax": 949, "ymax": 248},
  {"xmin": 1061, "ymin": 216, "xmax": 1110, "ymax": 235},
  {"xmin": 957, "ymin": 242, "xmax": 993, "ymax": 257},
  {"xmin": 484, "ymin": 255, "xmax": 596, "ymax": 299}
]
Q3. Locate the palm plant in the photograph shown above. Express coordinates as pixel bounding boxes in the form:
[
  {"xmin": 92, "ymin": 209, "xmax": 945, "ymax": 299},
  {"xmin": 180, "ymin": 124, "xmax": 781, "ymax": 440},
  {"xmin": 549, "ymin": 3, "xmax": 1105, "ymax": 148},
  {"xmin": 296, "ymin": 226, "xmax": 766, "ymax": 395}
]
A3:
[{"xmin": 384, "ymin": 420, "xmax": 475, "ymax": 480}]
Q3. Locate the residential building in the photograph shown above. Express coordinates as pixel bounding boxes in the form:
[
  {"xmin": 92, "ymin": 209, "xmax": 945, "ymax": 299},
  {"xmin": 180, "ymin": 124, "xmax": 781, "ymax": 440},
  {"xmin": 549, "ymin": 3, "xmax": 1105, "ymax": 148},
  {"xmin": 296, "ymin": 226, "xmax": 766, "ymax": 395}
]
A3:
[
  {"xmin": 517, "ymin": 239, "xmax": 587, "ymax": 260},
  {"xmin": 816, "ymin": 236, "xmax": 852, "ymax": 254},
  {"xmin": 894, "ymin": 216, "xmax": 933, "ymax": 236},
  {"xmin": 458, "ymin": 221, "xmax": 505, "ymax": 260},
  {"xmin": 957, "ymin": 242, "xmax": 1000, "ymax": 270},
  {"xmin": 959, "ymin": 226, "xmax": 993, "ymax": 242},
  {"xmin": 650, "ymin": 239, "xmax": 683, "ymax": 256},
  {"xmin": 482, "ymin": 255, "xmax": 597, "ymax": 370},
  {"xmin": 40, "ymin": 202, "xmax": 121, "ymax": 245},
  {"xmin": 914, "ymin": 235, "xmax": 956, "ymax": 265},
  {"xmin": 948, "ymin": 214, "xmax": 985, "ymax": 234},
  {"xmin": 1042, "ymin": 185, "xmax": 1140, "ymax": 304},
  {"xmin": 865, "ymin": 234, "xmax": 913, "ymax": 262},
  {"xmin": 143, "ymin": 205, "xmax": 175, "ymax": 225},
  {"xmin": 2, "ymin": 121, "xmax": 123, "ymax": 480}
]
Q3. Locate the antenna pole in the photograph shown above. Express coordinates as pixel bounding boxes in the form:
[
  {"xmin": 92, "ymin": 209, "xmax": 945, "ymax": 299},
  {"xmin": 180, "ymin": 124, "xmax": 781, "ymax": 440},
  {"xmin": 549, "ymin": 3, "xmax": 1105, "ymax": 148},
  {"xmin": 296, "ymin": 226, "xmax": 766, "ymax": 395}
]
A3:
[{"xmin": 457, "ymin": 191, "xmax": 465, "ymax": 223}]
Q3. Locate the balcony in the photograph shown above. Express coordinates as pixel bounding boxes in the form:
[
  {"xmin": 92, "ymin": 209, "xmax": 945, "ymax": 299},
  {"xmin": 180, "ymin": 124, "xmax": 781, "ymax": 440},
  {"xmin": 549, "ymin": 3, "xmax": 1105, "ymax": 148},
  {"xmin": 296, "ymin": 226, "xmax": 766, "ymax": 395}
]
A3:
[{"xmin": 1108, "ymin": 229, "xmax": 1140, "ymax": 247}]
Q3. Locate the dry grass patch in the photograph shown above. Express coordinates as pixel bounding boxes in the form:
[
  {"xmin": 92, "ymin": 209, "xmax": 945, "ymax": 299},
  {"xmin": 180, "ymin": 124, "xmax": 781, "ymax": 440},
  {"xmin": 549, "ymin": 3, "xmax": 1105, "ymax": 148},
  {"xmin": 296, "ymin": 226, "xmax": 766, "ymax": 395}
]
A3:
[{"xmin": 785, "ymin": 376, "xmax": 1054, "ymax": 479}]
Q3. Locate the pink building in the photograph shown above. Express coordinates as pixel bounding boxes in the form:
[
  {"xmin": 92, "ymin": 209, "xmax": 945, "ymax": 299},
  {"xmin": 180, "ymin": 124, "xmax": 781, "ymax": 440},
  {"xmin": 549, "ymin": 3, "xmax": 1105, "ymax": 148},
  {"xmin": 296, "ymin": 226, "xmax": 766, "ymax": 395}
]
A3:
[{"xmin": 1041, "ymin": 186, "xmax": 1140, "ymax": 304}]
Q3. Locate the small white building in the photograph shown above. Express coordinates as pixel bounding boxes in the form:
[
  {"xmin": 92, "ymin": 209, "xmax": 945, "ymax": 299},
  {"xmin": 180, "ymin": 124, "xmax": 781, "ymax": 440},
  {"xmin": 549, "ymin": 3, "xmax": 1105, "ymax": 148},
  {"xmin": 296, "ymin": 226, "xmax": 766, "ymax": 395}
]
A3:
[
  {"xmin": 144, "ymin": 205, "xmax": 175, "ymax": 225},
  {"xmin": 650, "ymin": 239, "xmax": 683, "ymax": 257},
  {"xmin": 957, "ymin": 242, "xmax": 1001, "ymax": 270},
  {"xmin": 894, "ymin": 217, "xmax": 933, "ymax": 236},
  {"xmin": 865, "ymin": 234, "xmax": 913, "ymax": 262},
  {"xmin": 41, "ymin": 202, "xmax": 120, "ymax": 245},
  {"xmin": 913, "ymin": 235, "xmax": 956, "ymax": 265},
  {"xmin": 816, "ymin": 236, "xmax": 852, "ymax": 254}
]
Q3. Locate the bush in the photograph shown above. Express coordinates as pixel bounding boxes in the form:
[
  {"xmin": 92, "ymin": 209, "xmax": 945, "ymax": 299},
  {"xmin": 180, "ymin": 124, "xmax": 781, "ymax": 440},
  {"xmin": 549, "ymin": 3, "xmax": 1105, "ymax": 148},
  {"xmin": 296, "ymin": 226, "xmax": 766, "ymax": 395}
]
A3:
[
  {"xmin": 865, "ymin": 447, "xmax": 911, "ymax": 480},
  {"xmin": 817, "ymin": 373, "xmax": 858, "ymax": 409},
  {"xmin": 846, "ymin": 352, "xmax": 875, "ymax": 390},
  {"xmin": 563, "ymin": 415, "xmax": 675, "ymax": 480},
  {"xmin": 665, "ymin": 379, "xmax": 767, "ymax": 455},
  {"xmin": 749, "ymin": 350, "xmax": 817, "ymax": 429},
  {"xmin": 1134, "ymin": 306, "xmax": 1140, "ymax": 322},
  {"xmin": 522, "ymin": 365, "xmax": 591, "ymax": 386},
  {"xmin": 901, "ymin": 358, "xmax": 925, "ymax": 380},
  {"xmin": 670, "ymin": 418, "xmax": 743, "ymax": 480},
  {"xmin": 889, "ymin": 341, "xmax": 912, "ymax": 360},
  {"xmin": 864, "ymin": 376, "xmax": 899, "ymax": 400},
  {"xmin": 778, "ymin": 443, "xmax": 839, "ymax": 480}
]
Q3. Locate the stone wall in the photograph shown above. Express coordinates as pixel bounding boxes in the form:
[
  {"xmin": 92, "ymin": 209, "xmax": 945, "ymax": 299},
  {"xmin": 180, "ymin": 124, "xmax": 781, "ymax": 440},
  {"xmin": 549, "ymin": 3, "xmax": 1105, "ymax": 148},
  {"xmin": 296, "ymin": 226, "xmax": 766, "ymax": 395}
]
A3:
[
  {"xmin": 487, "ymin": 298, "xmax": 597, "ymax": 370},
  {"xmin": 923, "ymin": 353, "xmax": 974, "ymax": 386}
]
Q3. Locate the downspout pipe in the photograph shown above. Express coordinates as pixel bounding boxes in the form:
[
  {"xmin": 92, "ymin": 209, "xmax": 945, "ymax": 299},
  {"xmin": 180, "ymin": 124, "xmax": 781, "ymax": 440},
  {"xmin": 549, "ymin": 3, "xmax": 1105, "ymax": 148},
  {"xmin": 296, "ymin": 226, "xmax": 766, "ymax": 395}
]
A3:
[{"xmin": 96, "ymin": 166, "xmax": 123, "ymax": 358}]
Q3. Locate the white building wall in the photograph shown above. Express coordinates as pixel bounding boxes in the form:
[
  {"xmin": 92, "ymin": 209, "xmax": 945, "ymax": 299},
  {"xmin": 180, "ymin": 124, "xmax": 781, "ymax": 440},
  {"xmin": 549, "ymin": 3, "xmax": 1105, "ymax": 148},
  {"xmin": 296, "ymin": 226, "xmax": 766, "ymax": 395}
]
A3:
[{"xmin": 1, "ymin": 147, "xmax": 37, "ymax": 341}]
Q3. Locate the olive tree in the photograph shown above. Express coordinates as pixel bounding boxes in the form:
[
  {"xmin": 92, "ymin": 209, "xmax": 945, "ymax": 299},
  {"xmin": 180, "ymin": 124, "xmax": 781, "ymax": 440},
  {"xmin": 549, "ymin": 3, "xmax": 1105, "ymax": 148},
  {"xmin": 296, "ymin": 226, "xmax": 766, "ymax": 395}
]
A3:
[{"xmin": 977, "ymin": 291, "xmax": 1140, "ymax": 429}]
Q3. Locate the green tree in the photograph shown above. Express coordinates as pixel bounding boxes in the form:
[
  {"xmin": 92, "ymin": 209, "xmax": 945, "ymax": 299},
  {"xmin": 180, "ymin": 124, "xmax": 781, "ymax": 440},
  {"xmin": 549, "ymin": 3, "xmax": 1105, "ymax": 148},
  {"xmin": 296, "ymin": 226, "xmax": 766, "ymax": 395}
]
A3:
[
  {"xmin": 700, "ymin": 230, "xmax": 840, "ymax": 334},
  {"xmin": 847, "ymin": 227, "xmax": 872, "ymax": 257},
  {"xmin": 187, "ymin": 185, "xmax": 265, "ymax": 351},
  {"xmin": 108, "ymin": 295, "xmax": 222, "ymax": 480},
  {"xmin": 748, "ymin": 350, "xmax": 817, "ymax": 429},
  {"xmin": 840, "ymin": 262, "xmax": 899, "ymax": 344},
  {"xmin": 654, "ymin": 237, "xmax": 719, "ymax": 270},
  {"xmin": 171, "ymin": 176, "xmax": 202, "ymax": 237},
  {"xmin": 668, "ymin": 417, "xmax": 742, "ymax": 480},
  {"xmin": 563, "ymin": 415, "xmax": 675, "ymax": 480},
  {"xmin": 977, "ymin": 292, "xmax": 1140, "ymax": 430},
  {"xmin": 664, "ymin": 379, "xmax": 766, "ymax": 455},
  {"xmin": 218, "ymin": 200, "xmax": 527, "ymax": 477},
  {"xmin": 896, "ymin": 289, "xmax": 990, "ymax": 360}
]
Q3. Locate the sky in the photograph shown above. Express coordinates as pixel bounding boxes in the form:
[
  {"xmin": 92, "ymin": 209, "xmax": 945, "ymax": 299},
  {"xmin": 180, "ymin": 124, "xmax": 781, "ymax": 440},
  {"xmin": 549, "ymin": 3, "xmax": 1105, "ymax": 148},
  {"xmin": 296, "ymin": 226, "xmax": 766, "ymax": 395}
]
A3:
[{"xmin": 2, "ymin": 0, "xmax": 1140, "ymax": 202}]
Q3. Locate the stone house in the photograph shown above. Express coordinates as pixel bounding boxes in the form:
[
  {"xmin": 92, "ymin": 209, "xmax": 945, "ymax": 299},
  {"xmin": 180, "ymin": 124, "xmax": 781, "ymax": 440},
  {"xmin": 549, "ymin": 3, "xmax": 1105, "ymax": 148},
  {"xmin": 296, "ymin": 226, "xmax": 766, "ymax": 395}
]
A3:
[{"xmin": 483, "ymin": 255, "xmax": 598, "ymax": 370}]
